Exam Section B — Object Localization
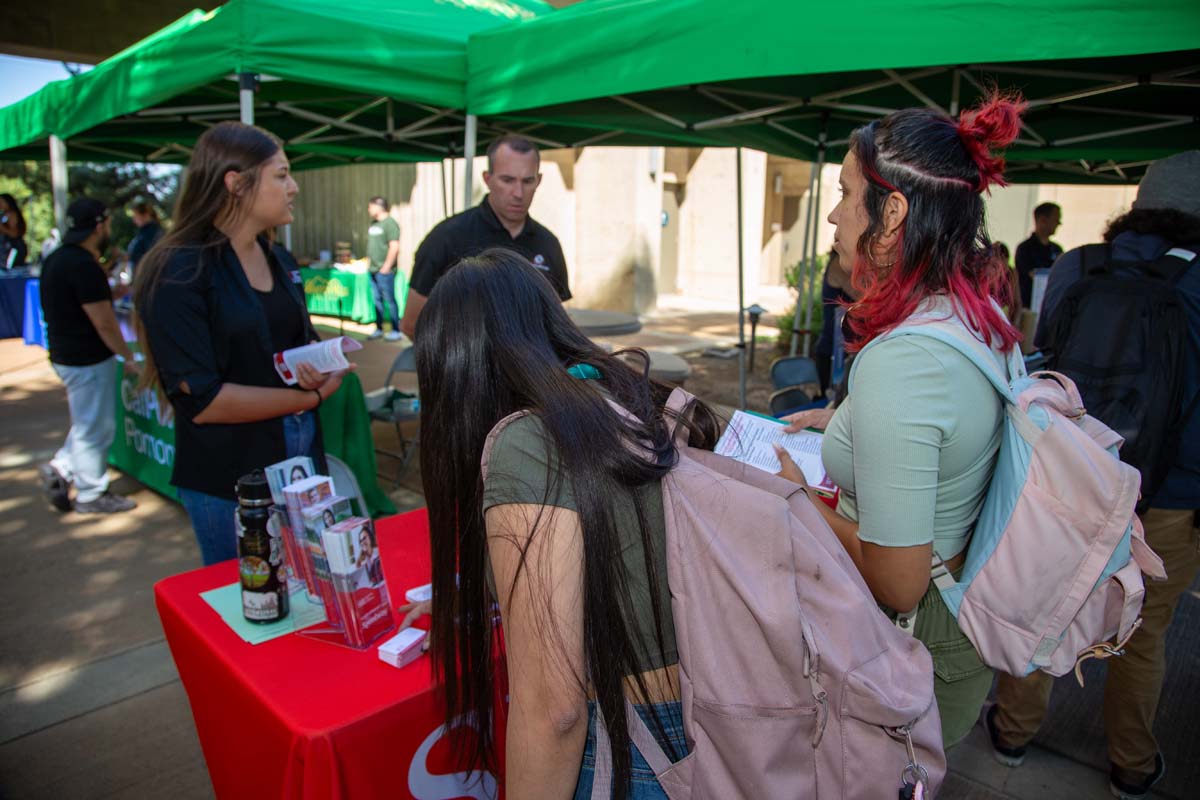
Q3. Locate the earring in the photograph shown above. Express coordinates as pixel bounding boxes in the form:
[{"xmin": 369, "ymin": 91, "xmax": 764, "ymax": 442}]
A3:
[{"xmin": 866, "ymin": 234, "xmax": 897, "ymax": 269}]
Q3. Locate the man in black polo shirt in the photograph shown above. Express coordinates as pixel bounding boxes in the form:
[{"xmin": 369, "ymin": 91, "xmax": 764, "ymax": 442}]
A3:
[
  {"xmin": 1014, "ymin": 201, "xmax": 1063, "ymax": 310},
  {"xmin": 400, "ymin": 135, "xmax": 570, "ymax": 338},
  {"xmin": 38, "ymin": 198, "xmax": 139, "ymax": 514}
]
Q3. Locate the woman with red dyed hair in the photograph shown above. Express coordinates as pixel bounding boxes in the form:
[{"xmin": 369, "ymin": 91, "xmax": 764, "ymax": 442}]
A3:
[{"xmin": 776, "ymin": 94, "xmax": 1024, "ymax": 747}]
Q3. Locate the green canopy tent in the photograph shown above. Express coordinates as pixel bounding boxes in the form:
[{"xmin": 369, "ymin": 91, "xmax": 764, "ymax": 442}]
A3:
[
  {"xmin": 468, "ymin": 0, "xmax": 1200, "ymax": 404},
  {"xmin": 0, "ymin": 0, "xmax": 551, "ymax": 230}
]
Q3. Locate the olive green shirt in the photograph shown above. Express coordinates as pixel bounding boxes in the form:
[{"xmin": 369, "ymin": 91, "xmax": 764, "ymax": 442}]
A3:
[
  {"xmin": 366, "ymin": 215, "xmax": 400, "ymax": 272},
  {"xmin": 482, "ymin": 413, "xmax": 677, "ymax": 673}
]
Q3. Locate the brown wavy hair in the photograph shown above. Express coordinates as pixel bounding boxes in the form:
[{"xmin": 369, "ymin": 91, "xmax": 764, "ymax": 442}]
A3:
[{"xmin": 132, "ymin": 122, "xmax": 282, "ymax": 392}]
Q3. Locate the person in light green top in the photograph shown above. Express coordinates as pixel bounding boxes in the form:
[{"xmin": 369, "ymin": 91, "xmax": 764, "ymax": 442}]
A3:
[
  {"xmin": 365, "ymin": 196, "xmax": 403, "ymax": 341},
  {"xmin": 776, "ymin": 94, "xmax": 1027, "ymax": 748}
]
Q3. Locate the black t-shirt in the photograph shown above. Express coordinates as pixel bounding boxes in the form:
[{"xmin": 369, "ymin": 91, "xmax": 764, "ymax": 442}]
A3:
[
  {"xmin": 1014, "ymin": 233, "xmax": 1063, "ymax": 308},
  {"xmin": 255, "ymin": 277, "xmax": 307, "ymax": 382},
  {"xmin": 40, "ymin": 244, "xmax": 114, "ymax": 366},
  {"xmin": 411, "ymin": 196, "xmax": 571, "ymax": 301}
]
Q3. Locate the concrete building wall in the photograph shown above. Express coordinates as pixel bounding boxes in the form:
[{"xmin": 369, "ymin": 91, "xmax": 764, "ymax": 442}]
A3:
[{"xmin": 293, "ymin": 148, "xmax": 1143, "ymax": 318}]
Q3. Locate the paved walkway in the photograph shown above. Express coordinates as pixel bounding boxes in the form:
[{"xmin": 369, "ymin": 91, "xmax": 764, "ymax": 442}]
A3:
[{"xmin": 0, "ymin": 307, "xmax": 1181, "ymax": 798}]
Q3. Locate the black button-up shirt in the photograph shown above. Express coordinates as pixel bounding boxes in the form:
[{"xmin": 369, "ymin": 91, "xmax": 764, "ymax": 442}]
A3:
[
  {"xmin": 141, "ymin": 238, "xmax": 325, "ymax": 499},
  {"xmin": 410, "ymin": 196, "xmax": 571, "ymax": 301},
  {"xmin": 1014, "ymin": 233, "xmax": 1063, "ymax": 309}
]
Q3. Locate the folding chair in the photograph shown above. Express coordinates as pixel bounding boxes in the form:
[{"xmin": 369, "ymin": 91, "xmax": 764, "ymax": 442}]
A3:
[
  {"xmin": 363, "ymin": 347, "xmax": 419, "ymax": 485},
  {"xmin": 326, "ymin": 454, "xmax": 368, "ymax": 518},
  {"xmin": 769, "ymin": 355, "xmax": 820, "ymax": 390}
]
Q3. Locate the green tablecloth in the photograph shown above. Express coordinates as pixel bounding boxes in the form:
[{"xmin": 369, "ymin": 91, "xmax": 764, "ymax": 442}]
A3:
[
  {"xmin": 109, "ymin": 365, "xmax": 395, "ymax": 517},
  {"xmin": 300, "ymin": 267, "xmax": 408, "ymax": 325}
]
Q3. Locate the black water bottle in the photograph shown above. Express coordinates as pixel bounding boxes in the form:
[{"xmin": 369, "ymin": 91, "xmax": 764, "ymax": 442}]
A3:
[{"xmin": 237, "ymin": 470, "xmax": 290, "ymax": 623}]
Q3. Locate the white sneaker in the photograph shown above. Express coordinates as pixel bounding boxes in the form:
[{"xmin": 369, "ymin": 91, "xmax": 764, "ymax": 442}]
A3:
[{"xmin": 385, "ymin": 331, "xmax": 404, "ymax": 342}]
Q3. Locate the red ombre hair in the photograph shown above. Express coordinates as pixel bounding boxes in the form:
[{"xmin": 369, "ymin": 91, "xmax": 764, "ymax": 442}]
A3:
[{"xmin": 844, "ymin": 92, "xmax": 1025, "ymax": 352}]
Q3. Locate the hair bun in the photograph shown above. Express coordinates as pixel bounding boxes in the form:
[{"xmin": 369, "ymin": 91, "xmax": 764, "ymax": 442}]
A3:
[{"xmin": 957, "ymin": 91, "xmax": 1027, "ymax": 193}]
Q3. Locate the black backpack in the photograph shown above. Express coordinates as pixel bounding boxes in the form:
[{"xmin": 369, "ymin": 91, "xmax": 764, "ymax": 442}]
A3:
[{"xmin": 1049, "ymin": 243, "xmax": 1198, "ymax": 507}]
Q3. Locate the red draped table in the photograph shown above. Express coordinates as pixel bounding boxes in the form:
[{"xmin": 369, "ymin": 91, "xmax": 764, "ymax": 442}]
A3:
[{"xmin": 155, "ymin": 508, "xmax": 499, "ymax": 799}]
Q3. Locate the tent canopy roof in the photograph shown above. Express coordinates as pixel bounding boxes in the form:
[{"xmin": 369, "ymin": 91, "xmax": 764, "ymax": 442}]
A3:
[
  {"xmin": 468, "ymin": 0, "xmax": 1200, "ymax": 183},
  {"xmin": 0, "ymin": 0, "xmax": 548, "ymax": 169}
]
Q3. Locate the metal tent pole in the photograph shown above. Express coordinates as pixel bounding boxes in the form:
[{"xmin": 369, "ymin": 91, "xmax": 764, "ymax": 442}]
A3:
[
  {"xmin": 440, "ymin": 159, "xmax": 449, "ymax": 219},
  {"xmin": 238, "ymin": 73, "xmax": 257, "ymax": 125},
  {"xmin": 790, "ymin": 156, "xmax": 820, "ymax": 355},
  {"xmin": 736, "ymin": 147, "xmax": 747, "ymax": 410},
  {"xmin": 462, "ymin": 114, "xmax": 478, "ymax": 211},
  {"xmin": 801, "ymin": 120, "xmax": 829, "ymax": 358},
  {"xmin": 50, "ymin": 135, "xmax": 68, "ymax": 233}
]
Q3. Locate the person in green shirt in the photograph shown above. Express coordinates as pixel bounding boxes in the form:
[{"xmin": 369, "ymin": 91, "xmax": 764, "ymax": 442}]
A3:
[{"xmin": 366, "ymin": 196, "xmax": 403, "ymax": 341}]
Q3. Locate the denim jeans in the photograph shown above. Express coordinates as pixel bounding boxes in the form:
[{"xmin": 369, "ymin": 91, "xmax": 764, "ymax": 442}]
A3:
[
  {"xmin": 573, "ymin": 701, "xmax": 687, "ymax": 800},
  {"xmin": 368, "ymin": 270, "xmax": 400, "ymax": 331},
  {"xmin": 51, "ymin": 357, "xmax": 117, "ymax": 503},
  {"xmin": 180, "ymin": 411, "xmax": 318, "ymax": 566}
]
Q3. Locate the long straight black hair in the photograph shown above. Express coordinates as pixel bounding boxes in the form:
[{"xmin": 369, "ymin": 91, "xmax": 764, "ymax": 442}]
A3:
[{"xmin": 415, "ymin": 248, "xmax": 719, "ymax": 797}]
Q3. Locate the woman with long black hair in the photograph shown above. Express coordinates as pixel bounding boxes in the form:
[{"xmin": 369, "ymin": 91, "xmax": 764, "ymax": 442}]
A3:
[
  {"xmin": 415, "ymin": 248, "xmax": 720, "ymax": 799},
  {"xmin": 134, "ymin": 122, "xmax": 346, "ymax": 565}
]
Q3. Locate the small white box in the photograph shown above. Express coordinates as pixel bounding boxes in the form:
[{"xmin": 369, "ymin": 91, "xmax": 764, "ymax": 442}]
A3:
[
  {"xmin": 404, "ymin": 583, "xmax": 432, "ymax": 604},
  {"xmin": 378, "ymin": 628, "xmax": 427, "ymax": 668}
]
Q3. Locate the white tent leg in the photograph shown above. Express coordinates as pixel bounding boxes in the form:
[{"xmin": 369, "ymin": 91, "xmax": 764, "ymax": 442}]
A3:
[
  {"xmin": 790, "ymin": 157, "xmax": 820, "ymax": 355},
  {"xmin": 50, "ymin": 135, "xmax": 68, "ymax": 233},
  {"xmin": 239, "ymin": 73, "xmax": 256, "ymax": 125},
  {"xmin": 462, "ymin": 114, "xmax": 477, "ymax": 210},
  {"xmin": 737, "ymin": 147, "xmax": 747, "ymax": 410},
  {"xmin": 801, "ymin": 124, "xmax": 828, "ymax": 358}
]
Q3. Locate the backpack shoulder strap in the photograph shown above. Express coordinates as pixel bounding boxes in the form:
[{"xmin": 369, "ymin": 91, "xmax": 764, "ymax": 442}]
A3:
[
  {"xmin": 1079, "ymin": 242, "xmax": 1112, "ymax": 277},
  {"xmin": 1158, "ymin": 244, "xmax": 1198, "ymax": 285},
  {"xmin": 851, "ymin": 315, "xmax": 1020, "ymax": 405}
]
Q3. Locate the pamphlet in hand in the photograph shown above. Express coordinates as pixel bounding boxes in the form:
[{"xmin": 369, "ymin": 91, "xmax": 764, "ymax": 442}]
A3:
[
  {"xmin": 715, "ymin": 410, "xmax": 837, "ymax": 495},
  {"xmin": 273, "ymin": 337, "xmax": 362, "ymax": 386}
]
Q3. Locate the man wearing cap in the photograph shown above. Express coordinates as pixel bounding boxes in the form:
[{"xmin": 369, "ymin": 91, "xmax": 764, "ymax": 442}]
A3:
[
  {"xmin": 400, "ymin": 135, "xmax": 570, "ymax": 339},
  {"xmin": 990, "ymin": 152, "xmax": 1200, "ymax": 800},
  {"xmin": 38, "ymin": 198, "xmax": 140, "ymax": 514}
]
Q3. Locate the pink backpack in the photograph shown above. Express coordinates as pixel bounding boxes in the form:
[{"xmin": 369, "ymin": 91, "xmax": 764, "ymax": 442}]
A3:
[
  {"xmin": 483, "ymin": 389, "xmax": 946, "ymax": 799},
  {"xmin": 858, "ymin": 310, "xmax": 1167, "ymax": 679}
]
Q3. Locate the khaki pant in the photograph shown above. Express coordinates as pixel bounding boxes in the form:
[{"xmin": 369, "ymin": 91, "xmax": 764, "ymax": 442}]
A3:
[{"xmin": 992, "ymin": 507, "xmax": 1200, "ymax": 775}]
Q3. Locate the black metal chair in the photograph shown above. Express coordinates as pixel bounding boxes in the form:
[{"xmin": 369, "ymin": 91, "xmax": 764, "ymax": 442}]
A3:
[
  {"xmin": 768, "ymin": 386, "xmax": 822, "ymax": 418},
  {"xmin": 364, "ymin": 347, "xmax": 419, "ymax": 485},
  {"xmin": 769, "ymin": 355, "xmax": 820, "ymax": 390}
]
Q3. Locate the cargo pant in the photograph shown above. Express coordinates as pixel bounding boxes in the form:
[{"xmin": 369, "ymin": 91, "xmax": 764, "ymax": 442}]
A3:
[{"xmin": 992, "ymin": 507, "xmax": 1200, "ymax": 776}]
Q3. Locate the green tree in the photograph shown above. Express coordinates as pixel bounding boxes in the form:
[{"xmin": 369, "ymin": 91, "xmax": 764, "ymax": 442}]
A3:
[{"xmin": 0, "ymin": 160, "xmax": 180, "ymax": 261}]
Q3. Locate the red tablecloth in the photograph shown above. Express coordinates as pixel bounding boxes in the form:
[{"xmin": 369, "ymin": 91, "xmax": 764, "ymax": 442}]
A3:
[{"xmin": 156, "ymin": 508, "xmax": 499, "ymax": 800}]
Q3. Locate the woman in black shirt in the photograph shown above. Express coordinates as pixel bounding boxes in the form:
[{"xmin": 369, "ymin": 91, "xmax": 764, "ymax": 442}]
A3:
[
  {"xmin": 134, "ymin": 122, "xmax": 349, "ymax": 565},
  {"xmin": 0, "ymin": 193, "xmax": 28, "ymax": 267}
]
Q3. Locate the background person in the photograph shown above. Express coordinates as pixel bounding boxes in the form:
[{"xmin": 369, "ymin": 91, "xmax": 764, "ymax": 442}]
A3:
[
  {"xmin": 126, "ymin": 199, "xmax": 164, "ymax": 274},
  {"xmin": 38, "ymin": 197, "xmax": 140, "ymax": 514},
  {"xmin": 400, "ymin": 136, "xmax": 570, "ymax": 339},
  {"xmin": 1014, "ymin": 202, "xmax": 1062, "ymax": 309},
  {"xmin": 134, "ymin": 122, "xmax": 347, "ymax": 566},
  {"xmin": 775, "ymin": 95, "xmax": 1025, "ymax": 748},
  {"xmin": 416, "ymin": 249, "xmax": 718, "ymax": 798},
  {"xmin": 365, "ymin": 196, "xmax": 403, "ymax": 341},
  {"xmin": 0, "ymin": 192, "xmax": 28, "ymax": 267},
  {"xmin": 991, "ymin": 150, "xmax": 1200, "ymax": 800}
]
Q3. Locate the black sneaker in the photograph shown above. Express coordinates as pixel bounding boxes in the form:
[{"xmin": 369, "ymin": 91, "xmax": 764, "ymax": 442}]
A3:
[
  {"xmin": 74, "ymin": 492, "xmax": 137, "ymax": 514},
  {"xmin": 1110, "ymin": 753, "xmax": 1165, "ymax": 799},
  {"xmin": 38, "ymin": 464, "xmax": 72, "ymax": 512},
  {"xmin": 985, "ymin": 705, "xmax": 1027, "ymax": 767}
]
